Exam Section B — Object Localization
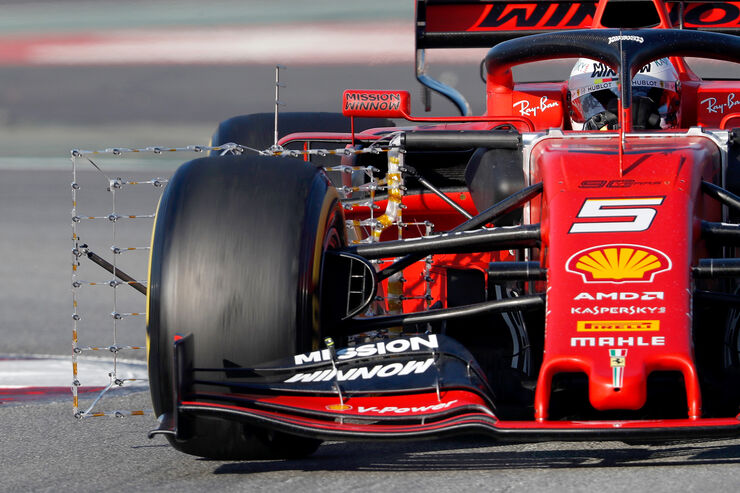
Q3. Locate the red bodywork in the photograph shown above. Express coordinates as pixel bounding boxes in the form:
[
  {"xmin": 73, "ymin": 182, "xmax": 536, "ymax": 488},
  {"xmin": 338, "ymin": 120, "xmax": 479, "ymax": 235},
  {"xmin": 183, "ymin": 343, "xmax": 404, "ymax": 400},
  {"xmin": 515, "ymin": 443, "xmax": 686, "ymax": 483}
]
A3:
[
  {"xmin": 532, "ymin": 136, "xmax": 720, "ymax": 420},
  {"xmin": 246, "ymin": 131, "xmax": 739, "ymax": 435},
  {"xmin": 423, "ymin": 1, "xmax": 740, "ymax": 33}
]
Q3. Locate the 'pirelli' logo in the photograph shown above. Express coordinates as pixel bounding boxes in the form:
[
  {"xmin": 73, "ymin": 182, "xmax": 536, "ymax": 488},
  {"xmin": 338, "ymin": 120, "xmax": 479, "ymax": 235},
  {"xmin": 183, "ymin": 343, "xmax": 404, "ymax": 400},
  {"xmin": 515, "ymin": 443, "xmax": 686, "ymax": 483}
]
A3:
[{"xmin": 577, "ymin": 320, "xmax": 660, "ymax": 332}]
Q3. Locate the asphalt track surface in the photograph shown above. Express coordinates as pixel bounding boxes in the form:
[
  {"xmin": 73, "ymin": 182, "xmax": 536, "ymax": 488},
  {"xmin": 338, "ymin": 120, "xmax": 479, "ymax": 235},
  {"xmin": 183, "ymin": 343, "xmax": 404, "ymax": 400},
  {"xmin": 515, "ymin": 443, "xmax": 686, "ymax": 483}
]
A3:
[{"xmin": 2, "ymin": 2, "xmax": 740, "ymax": 491}]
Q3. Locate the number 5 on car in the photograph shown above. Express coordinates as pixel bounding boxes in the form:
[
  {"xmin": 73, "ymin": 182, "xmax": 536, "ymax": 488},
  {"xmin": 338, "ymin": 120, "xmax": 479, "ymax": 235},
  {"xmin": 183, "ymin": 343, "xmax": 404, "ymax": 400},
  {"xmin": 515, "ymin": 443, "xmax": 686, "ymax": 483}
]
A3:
[{"xmin": 569, "ymin": 197, "xmax": 664, "ymax": 233}]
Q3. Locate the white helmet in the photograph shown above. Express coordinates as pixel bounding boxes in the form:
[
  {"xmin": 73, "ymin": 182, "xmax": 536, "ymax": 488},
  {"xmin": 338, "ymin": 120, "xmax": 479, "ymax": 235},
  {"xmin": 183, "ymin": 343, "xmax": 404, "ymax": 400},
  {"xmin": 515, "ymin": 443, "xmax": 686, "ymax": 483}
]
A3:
[{"xmin": 568, "ymin": 57, "xmax": 681, "ymax": 130}]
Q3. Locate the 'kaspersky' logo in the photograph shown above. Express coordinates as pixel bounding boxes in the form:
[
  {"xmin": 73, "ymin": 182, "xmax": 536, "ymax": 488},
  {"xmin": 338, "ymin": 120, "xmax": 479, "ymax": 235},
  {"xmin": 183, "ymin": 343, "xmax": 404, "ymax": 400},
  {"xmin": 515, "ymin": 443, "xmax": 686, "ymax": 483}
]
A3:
[{"xmin": 566, "ymin": 244, "xmax": 671, "ymax": 283}]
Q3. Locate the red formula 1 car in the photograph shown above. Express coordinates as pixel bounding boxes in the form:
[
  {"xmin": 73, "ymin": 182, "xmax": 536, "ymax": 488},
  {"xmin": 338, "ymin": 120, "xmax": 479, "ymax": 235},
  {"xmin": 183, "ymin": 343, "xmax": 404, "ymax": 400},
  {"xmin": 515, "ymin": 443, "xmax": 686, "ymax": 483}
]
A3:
[{"xmin": 146, "ymin": 0, "xmax": 740, "ymax": 458}]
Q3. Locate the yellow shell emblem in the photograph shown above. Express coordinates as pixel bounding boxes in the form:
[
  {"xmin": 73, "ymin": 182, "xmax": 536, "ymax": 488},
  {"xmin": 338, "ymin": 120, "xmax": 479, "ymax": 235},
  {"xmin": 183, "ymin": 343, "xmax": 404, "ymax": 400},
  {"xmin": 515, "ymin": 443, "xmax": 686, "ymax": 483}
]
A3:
[
  {"xmin": 325, "ymin": 403, "xmax": 353, "ymax": 412},
  {"xmin": 566, "ymin": 244, "xmax": 671, "ymax": 283}
]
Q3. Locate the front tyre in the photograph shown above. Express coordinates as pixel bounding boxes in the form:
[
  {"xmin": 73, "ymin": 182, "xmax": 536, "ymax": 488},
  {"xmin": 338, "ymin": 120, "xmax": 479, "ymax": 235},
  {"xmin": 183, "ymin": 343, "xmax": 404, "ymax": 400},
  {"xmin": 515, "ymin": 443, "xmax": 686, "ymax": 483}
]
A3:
[{"xmin": 147, "ymin": 154, "xmax": 344, "ymax": 459}]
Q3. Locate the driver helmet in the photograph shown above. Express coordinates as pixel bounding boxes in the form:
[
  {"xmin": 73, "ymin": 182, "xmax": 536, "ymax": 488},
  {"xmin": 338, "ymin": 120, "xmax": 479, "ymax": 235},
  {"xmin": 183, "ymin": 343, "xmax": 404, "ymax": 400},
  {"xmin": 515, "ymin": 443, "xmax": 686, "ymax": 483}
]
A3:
[{"xmin": 568, "ymin": 57, "xmax": 681, "ymax": 130}]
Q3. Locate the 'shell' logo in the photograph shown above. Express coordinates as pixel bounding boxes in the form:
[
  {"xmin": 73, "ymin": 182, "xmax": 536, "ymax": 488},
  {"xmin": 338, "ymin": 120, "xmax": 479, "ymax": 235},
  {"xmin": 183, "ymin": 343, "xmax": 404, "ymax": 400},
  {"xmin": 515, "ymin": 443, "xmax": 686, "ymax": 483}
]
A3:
[
  {"xmin": 325, "ymin": 403, "xmax": 353, "ymax": 411},
  {"xmin": 566, "ymin": 244, "xmax": 671, "ymax": 283}
]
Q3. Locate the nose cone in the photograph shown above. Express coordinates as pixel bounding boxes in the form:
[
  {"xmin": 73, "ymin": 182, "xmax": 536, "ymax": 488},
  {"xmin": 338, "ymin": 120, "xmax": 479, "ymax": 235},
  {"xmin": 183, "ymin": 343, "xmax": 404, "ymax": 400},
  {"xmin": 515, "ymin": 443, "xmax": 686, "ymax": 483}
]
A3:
[{"xmin": 588, "ymin": 359, "xmax": 647, "ymax": 411}]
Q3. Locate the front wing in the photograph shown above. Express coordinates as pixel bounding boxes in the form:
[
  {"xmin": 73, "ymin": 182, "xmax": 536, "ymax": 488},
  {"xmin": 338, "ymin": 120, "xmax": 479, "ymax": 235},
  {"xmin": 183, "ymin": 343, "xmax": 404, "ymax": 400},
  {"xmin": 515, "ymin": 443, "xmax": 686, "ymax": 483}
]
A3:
[{"xmin": 149, "ymin": 334, "xmax": 740, "ymax": 442}]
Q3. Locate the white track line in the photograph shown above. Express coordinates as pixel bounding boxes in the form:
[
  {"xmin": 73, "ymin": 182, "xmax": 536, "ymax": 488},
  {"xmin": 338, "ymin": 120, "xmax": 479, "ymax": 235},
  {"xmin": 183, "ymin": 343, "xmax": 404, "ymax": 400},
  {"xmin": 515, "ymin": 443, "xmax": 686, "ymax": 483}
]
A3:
[{"xmin": 0, "ymin": 355, "xmax": 147, "ymax": 388}]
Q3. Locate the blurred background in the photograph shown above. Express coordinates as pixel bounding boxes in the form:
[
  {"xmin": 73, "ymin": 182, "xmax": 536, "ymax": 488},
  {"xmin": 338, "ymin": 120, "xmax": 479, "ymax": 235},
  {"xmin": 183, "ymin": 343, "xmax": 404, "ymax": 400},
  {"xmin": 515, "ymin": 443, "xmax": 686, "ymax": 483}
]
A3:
[{"xmin": 0, "ymin": 0, "xmax": 496, "ymax": 166}]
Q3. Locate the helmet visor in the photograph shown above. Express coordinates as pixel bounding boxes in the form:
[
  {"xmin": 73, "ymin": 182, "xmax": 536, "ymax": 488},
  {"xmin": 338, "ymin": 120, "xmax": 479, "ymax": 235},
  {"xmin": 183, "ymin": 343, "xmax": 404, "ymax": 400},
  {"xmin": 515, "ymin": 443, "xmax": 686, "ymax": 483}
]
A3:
[
  {"xmin": 571, "ymin": 86, "xmax": 680, "ymax": 130},
  {"xmin": 571, "ymin": 87, "xmax": 618, "ymax": 125}
]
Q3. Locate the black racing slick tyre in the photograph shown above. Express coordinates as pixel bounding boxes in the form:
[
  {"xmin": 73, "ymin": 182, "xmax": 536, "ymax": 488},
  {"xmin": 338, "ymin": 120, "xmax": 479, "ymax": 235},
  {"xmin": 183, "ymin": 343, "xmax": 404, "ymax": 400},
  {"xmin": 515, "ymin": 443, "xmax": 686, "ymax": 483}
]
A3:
[{"xmin": 147, "ymin": 154, "xmax": 345, "ymax": 459}]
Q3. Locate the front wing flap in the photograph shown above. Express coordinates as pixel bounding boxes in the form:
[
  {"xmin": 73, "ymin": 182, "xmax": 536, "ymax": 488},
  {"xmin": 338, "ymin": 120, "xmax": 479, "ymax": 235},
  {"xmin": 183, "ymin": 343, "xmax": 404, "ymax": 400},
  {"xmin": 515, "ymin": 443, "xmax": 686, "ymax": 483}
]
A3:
[{"xmin": 153, "ymin": 334, "xmax": 500, "ymax": 440}]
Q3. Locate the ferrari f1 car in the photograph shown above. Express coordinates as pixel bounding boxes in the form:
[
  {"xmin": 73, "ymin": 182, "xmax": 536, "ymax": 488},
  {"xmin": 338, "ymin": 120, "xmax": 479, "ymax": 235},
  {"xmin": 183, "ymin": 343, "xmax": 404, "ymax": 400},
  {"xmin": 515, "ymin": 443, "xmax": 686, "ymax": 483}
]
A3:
[{"xmin": 146, "ymin": 0, "xmax": 740, "ymax": 458}]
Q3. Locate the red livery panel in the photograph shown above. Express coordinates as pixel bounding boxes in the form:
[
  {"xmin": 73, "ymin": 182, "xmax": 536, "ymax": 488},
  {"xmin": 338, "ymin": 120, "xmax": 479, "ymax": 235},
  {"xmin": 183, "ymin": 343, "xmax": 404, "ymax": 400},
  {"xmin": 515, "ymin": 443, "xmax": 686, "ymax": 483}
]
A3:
[
  {"xmin": 531, "ymin": 135, "xmax": 721, "ymax": 419},
  {"xmin": 342, "ymin": 90, "xmax": 411, "ymax": 119},
  {"xmin": 422, "ymin": 1, "xmax": 740, "ymax": 36},
  {"xmin": 696, "ymin": 81, "xmax": 740, "ymax": 128},
  {"xmin": 425, "ymin": 2, "xmax": 597, "ymax": 33}
]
